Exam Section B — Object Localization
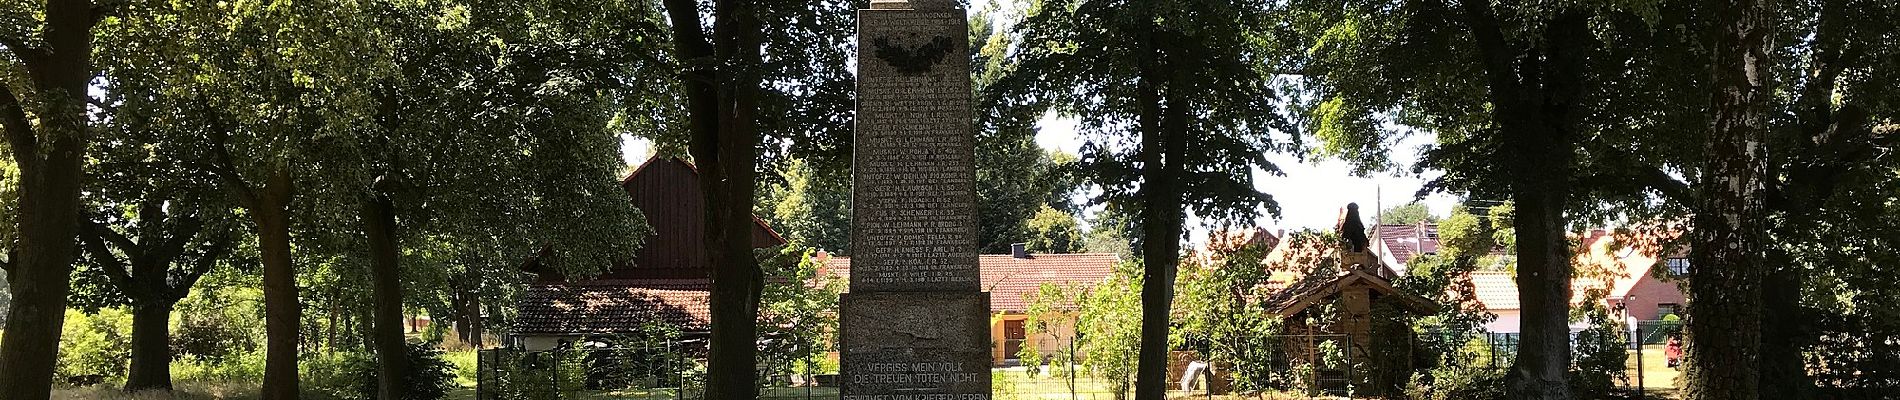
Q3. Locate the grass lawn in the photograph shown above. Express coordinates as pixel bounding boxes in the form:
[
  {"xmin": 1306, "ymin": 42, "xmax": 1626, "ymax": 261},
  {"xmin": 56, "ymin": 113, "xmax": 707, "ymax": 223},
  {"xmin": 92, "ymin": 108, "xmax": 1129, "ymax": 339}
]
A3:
[{"xmin": 1623, "ymin": 344, "xmax": 1681, "ymax": 397}]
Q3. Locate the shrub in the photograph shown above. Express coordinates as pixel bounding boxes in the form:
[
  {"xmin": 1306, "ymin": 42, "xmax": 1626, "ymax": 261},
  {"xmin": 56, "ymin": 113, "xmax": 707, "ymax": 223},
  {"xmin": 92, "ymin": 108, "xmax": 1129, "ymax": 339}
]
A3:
[
  {"xmin": 1571, "ymin": 306, "xmax": 1630, "ymax": 398},
  {"xmin": 57, "ymin": 309, "xmax": 134, "ymax": 385},
  {"xmin": 1405, "ymin": 364, "xmax": 1506, "ymax": 400},
  {"xmin": 354, "ymin": 340, "xmax": 457, "ymax": 400},
  {"xmin": 443, "ymin": 349, "xmax": 479, "ymax": 387},
  {"xmin": 171, "ymin": 350, "xmax": 266, "ymax": 383},
  {"xmin": 172, "ymin": 316, "xmax": 256, "ymax": 362},
  {"xmin": 303, "ymin": 351, "xmax": 373, "ymax": 399},
  {"xmin": 302, "ymin": 341, "xmax": 456, "ymax": 400}
]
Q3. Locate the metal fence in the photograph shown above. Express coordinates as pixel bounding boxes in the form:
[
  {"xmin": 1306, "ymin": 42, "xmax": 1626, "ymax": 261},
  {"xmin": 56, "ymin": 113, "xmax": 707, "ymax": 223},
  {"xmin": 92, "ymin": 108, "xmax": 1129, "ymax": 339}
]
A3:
[
  {"xmin": 1623, "ymin": 320, "xmax": 1686, "ymax": 396},
  {"xmin": 475, "ymin": 338, "xmax": 839, "ymax": 400}
]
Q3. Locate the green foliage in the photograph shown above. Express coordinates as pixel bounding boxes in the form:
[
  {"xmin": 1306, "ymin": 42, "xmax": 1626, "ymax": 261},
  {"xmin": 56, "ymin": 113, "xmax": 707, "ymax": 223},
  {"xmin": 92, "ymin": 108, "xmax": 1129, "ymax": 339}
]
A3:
[
  {"xmin": 357, "ymin": 341, "xmax": 458, "ymax": 400},
  {"xmin": 56, "ymin": 309, "xmax": 134, "ymax": 384},
  {"xmin": 1406, "ymin": 363, "xmax": 1507, "ymax": 400},
  {"xmin": 303, "ymin": 352, "xmax": 374, "ymax": 399},
  {"xmin": 442, "ymin": 350, "xmax": 478, "ymax": 387},
  {"xmin": 171, "ymin": 351, "xmax": 267, "ymax": 384},
  {"xmin": 1075, "ymin": 262, "xmax": 1143, "ymax": 397},
  {"xmin": 760, "ymin": 159, "xmax": 852, "ymax": 254},
  {"xmin": 972, "ymin": 8, "xmax": 1084, "ymax": 255},
  {"xmin": 298, "ymin": 342, "xmax": 455, "ymax": 400},
  {"xmin": 1023, "ymin": 206, "xmax": 1085, "ymax": 254},
  {"xmin": 173, "ymin": 316, "xmax": 256, "ymax": 363},
  {"xmin": 1081, "ymin": 206, "xmax": 1137, "ymax": 259},
  {"xmin": 1011, "ymin": 0, "xmax": 1292, "ymax": 227},
  {"xmin": 1377, "ymin": 202, "xmax": 1439, "ymax": 225},
  {"xmin": 1570, "ymin": 305, "xmax": 1629, "ymax": 398},
  {"xmin": 0, "ymin": 268, "xmax": 8, "ymax": 326},
  {"xmin": 759, "ymin": 247, "xmax": 842, "ymax": 375},
  {"xmin": 1172, "ymin": 238, "xmax": 1286, "ymax": 391}
]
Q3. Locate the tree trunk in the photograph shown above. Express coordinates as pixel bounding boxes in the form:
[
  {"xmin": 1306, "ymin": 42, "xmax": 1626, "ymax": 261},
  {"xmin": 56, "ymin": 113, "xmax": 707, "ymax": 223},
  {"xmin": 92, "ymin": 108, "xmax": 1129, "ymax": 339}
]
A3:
[
  {"xmin": 1685, "ymin": 0, "xmax": 1773, "ymax": 397},
  {"xmin": 1130, "ymin": 24, "xmax": 1182, "ymax": 400},
  {"xmin": 703, "ymin": 1, "xmax": 765, "ymax": 395},
  {"xmin": 364, "ymin": 192, "xmax": 408, "ymax": 400},
  {"xmin": 1506, "ymin": 183, "xmax": 1574, "ymax": 399},
  {"xmin": 0, "ymin": 0, "xmax": 93, "ymax": 397},
  {"xmin": 663, "ymin": 0, "xmax": 765, "ymax": 397},
  {"xmin": 1758, "ymin": 259, "xmax": 1807, "ymax": 399},
  {"xmin": 255, "ymin": 170, "xmax": 300, "ymax": 400},
  {"xmin": 124, "ymin": 301, "xmax": 177, "ymax": 392},
  {"xmin": 0, "ymin": 153, "xmax": 84, "ymax": 399},
  {"xmin": 1461, "ymin": 5, "xmax": 1589, "ymax": 398}
]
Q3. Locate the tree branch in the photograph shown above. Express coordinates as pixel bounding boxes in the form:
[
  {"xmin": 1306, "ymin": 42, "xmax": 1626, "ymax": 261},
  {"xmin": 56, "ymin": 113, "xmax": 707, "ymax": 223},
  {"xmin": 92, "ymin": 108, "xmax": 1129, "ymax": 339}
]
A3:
[
  {"xmin": 202, "ymin": 99, "xmax": 261, "ymax": 209},
  {"xmin": 0, "ymin": 35, "xmax": 45, "ymax": 70},
  {"xmin": 1455, "ymin": 0, "xmax": 1522, "ymax": 104},
  {"xmin": 78, "ymin": 217, "xmax": 138, "ymax": 293},
  {"xmin": 0, "ymin": 82, "xmax": 36, "ymax": 165},
  {"xmin": 1589, "ymin": 143, "xmax": 1694, "ymax": 204},
  {"xmin": 152, "ymin": 209, "xmax": 205, "ymax": 267},
  {"xmin": 167, "ymin": 232, "xmax": 230, "ymax": 302}
]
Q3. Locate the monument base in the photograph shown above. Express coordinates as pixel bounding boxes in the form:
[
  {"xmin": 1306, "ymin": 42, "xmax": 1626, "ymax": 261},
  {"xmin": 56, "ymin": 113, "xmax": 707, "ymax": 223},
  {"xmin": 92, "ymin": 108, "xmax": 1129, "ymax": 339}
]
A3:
[{"xmin": 839, "ymin": 291, "xmax": 992, "ymax": 400}]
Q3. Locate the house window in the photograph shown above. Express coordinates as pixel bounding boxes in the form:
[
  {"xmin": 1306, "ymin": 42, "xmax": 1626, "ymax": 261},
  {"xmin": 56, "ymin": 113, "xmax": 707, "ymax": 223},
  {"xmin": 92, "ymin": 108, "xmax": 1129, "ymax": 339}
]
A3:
[
  {"xmin": 1666, "ymin": 258, "xmax": 1690, "ymax": 276},
  {"xmin": 1657, "ymin": 303, "xmax": 1680, "ymax": 318}
]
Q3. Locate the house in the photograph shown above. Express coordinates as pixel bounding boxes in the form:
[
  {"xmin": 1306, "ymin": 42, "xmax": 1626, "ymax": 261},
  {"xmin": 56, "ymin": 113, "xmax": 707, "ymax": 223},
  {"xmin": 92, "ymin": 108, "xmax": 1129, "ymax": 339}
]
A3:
[
  {"xmin": 820, "ymin": 246, "xmax": 1120, "ymax": 366},
  {"xmin": 1368, "ymin": 223, "xmax": 1439, "ymax": 277},
  {"xmin": 1467, "ymin": 230, "xmax": 1688, "ymax": 334},
  {"xmin": 510, "ymin": 156, "xmax": 787, "ymax": 351}
]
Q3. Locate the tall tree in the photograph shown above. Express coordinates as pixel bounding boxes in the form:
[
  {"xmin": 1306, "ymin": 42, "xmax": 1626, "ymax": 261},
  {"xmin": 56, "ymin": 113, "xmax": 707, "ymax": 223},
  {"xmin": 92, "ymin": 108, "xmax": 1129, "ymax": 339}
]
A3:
[
  {"xmin": 74, "ymin": 203, "xmax": 234, "ymax": 392},
  {"xmin": 1012, "ymin": 1, "xmax": 1291, "ymax": 397},
  {"xmin": 1683, "ymin": 0, "xmax": 1775, "ymax": 397},
  {"xmin": 972, "ymin": 10, "xmax": 1081, "ymax": 254},
  {"xmin": 661, "ymin": 0, "xmax": 765, "ymax": 397},
  {"xmin": 653, "ymin": 0, "xmax": 855, "ymax": 395},
  {"xmin": 0, "ymin": 0, "xmax": 99, "ymax": 396},
  {"xmin": 1561, "ymin": 0, "xmax": 1900, "ymax": 395},
  {"xmin": 761, "ymin": 158, "xmax": 851, "ymax": 253},
  {"xmin": 1284, "ymin": 1, "xmax": 1706, "ymax": 396},
  {"xmin": 1023, "ymin": 205, "xmax": 1084, "ymax": 254},
  {"xmin": 345, "ymin": 2, "xmax": 652, "ymax": 393}
]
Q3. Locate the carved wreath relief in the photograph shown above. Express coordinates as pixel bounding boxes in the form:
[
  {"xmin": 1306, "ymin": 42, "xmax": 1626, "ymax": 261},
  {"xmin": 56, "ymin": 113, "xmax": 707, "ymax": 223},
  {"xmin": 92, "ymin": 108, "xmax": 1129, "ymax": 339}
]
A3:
[{"xmin": 873, "ymin": 35, "xmax": 954, "ymax": 75}]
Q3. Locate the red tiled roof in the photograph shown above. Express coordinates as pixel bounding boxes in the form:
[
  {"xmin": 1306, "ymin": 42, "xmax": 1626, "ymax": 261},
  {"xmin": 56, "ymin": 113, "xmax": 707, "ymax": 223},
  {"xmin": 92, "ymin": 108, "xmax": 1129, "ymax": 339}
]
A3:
[
  {"xmin": 1465, "ymin": 231, "xmax": 1687, "ymax": 311},
  {"xmin": 822, "ymin": 253, "xmax": 1120, "ymax": 313},
  {"xmin": 1375, "ymin": 224, "xmax": 1439, "ymax": 267},
  {"xmin": 1469, "ymin": 272, "xmax": 1519, "ymax": 310},
  {"xmin": 514, "ymin": 279, "xmax": 712, "ymax": 334}
]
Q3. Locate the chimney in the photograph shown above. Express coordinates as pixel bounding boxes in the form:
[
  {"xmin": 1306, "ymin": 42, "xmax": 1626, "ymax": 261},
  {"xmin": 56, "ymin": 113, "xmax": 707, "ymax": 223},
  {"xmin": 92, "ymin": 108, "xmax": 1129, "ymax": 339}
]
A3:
[{"xmin": 1011, "ymin": 243, "xmax": 1031, "ymax": 259}]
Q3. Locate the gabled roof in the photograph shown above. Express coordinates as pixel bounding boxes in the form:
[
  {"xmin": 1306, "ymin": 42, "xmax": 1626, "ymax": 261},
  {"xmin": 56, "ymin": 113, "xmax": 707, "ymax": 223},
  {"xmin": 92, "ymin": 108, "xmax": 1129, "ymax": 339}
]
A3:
[
  {"xmin": 1263, "ymin": 268, "xmax": 1439, "ymax": 317},
  {"xmin": 514, "ymin": 279, "xmax": 712, "ymax": 335},
  {"xmin": 1373, "ymin": 224, "xmax": 1439, "ymax": 270},
  {"xmin": 1466, "ymin": 231, "xmax": 1688, "ymax": 311},
  {"xmin": 528, "ymin": 156, "xmax": 787, "ymax": 281},
  {"xmin": 822, "ymin": 253, "xmax": 1120, "ymax": 312}
]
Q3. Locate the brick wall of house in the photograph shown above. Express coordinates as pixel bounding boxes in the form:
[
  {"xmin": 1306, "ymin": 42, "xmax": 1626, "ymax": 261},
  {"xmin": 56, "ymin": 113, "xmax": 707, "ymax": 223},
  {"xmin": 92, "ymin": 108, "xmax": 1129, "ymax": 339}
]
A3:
[{"xmin": 1621, "ymin": 275, "xmax": 1688, "ymax": 321}]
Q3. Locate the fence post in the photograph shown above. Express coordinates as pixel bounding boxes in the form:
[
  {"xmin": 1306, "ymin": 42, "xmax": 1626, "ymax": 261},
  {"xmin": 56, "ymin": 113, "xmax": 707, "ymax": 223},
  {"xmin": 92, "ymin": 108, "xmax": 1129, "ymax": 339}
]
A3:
[
  {"xmin": 1635, "ymin": 324, "xmax": 1644, "ymax": 398},
  {"xmin": 677, "ymin": 340, "xmax": 686, "ymax": 400},
  {"xmin": 1069, "ymin": 338, "xmax": 1078, "ymax": 400},
  {"xmin": 553, "ymin": 346, "xmax": 564, "ymax": 400}
]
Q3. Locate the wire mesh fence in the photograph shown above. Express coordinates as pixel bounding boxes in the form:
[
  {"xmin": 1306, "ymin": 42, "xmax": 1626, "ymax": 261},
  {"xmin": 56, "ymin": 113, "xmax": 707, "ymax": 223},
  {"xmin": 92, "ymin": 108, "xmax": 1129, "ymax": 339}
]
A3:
[
  {"xmin": 1622, "ymin": 319, "xmax": 1685, "ymax": 396},
  {"xmin": 475, "ymin": 332, "xmax": 1551, "ymax": 399}
]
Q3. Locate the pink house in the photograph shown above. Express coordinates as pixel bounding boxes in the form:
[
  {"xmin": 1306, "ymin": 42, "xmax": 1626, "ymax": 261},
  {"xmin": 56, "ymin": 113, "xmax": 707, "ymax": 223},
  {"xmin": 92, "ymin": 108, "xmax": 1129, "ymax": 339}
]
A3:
[{"xmin": 1466, "ymin": 231, "xmax": 1688, "ymax": 333}]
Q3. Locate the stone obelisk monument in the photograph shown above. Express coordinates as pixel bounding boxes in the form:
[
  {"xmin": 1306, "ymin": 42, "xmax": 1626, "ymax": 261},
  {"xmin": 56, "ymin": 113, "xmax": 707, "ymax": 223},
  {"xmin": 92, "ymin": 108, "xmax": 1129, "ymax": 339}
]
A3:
[{"xmin": 840, "ymin": 0, "xmax": 990, "ymax": 399}]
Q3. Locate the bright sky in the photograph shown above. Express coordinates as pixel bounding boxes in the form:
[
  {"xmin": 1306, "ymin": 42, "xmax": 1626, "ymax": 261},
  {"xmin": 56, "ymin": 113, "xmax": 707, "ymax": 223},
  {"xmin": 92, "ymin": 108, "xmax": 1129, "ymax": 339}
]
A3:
[
  {"xmin": 1029, "ymin": 114, "xmax": 1459, "ymax": 231},
  {"xmin": 618, "ymin": 3, "xmax": 1460, "ymax": 234},
  {"xmin": 619, "ymin": 113, "xmax": 1460, "ymax": 233}
]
